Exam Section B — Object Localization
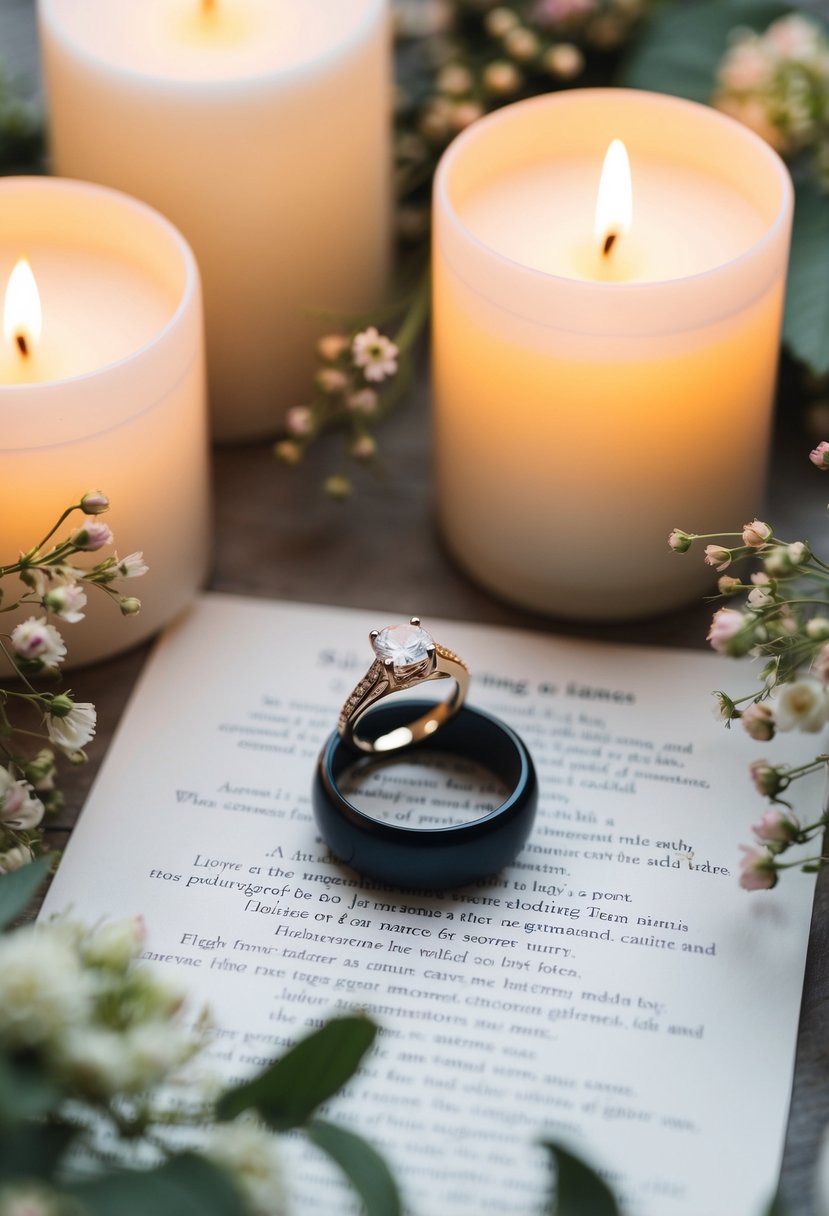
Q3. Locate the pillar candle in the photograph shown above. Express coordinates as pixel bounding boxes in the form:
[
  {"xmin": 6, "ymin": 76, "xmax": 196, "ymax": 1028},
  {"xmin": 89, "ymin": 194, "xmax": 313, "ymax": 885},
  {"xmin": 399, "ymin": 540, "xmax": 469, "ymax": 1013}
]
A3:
[
  {"xmin": 38, "ymin": 0, "xmax": 391, "ymax": 442},
  {"xmin": 433, "ymin": 89, "xmax": 793, "ymax": 620},
  {"xmin": 0, "ymin": 177, "xmax": 209, "ymax": 668}
]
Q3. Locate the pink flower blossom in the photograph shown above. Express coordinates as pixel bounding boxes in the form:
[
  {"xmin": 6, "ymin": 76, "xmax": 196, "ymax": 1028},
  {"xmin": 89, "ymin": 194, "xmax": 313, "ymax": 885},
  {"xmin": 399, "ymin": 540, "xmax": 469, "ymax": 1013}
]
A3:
[
  {"xmin": 706, "ymin": 607, "xmax": 745, "ymax": 654},
  {"xmin": 738, "ymin": 845, "xmax": 778, "ymax": 891},
  {"xmin": 742, "ymin": 519, "xmax": 772, "ymax": 547},
  {"xmin": 752, "ymin": 808, "xmax": 799, "ymax": 846},
  {"xmin": 352, "ymin": 328, "xmax": 398, "ymax": 383},
  {"xmin": 10, "ymin": 618, "xmax": 66, "ymax": 669},
  {"xmin": 70, "ymin": 519, "xmax": 113, "ymax": 552},
  {"xmin": 809, "ymin": 441, "xmax": 829, "ymax": 469},
  {"xmin": 286, "ymin": 406, "xmax": 312, "ymax": 436},
  {"xmin": 742, "ymin": 703, "xmax": 775, "ymax": 741},
  {"xmin": 749, "ymin": 759, "xmax": 785, "ymax": 798},
  {"xmin": 43, "ymin": 583, "xmax": 87, "ymax": 623},
  {"xmin": 704, "ymin": 545, "xmax": 732, "ymax": 572},
  {"xmin": 80, "ymin": 491, "xmax": 110, "ymax": 515},
  {"xmin": 668, "ymin": 529, "xmax": 692, "ymax": 553}
]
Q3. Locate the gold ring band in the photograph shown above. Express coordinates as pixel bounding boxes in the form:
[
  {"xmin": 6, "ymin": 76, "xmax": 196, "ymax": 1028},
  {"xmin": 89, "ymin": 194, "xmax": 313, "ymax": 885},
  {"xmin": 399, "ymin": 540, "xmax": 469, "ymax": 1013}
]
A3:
[{"xmin": 338, "ymin": 618, "xmax": 470, "ymax": 755}]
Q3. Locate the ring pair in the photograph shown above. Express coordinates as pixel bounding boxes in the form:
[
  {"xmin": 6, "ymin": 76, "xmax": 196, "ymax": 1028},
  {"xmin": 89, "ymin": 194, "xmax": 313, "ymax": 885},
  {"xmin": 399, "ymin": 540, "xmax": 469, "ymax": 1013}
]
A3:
[{"xmin": 313, "ymin": 619, "xmax": 538, "ymax": 890}]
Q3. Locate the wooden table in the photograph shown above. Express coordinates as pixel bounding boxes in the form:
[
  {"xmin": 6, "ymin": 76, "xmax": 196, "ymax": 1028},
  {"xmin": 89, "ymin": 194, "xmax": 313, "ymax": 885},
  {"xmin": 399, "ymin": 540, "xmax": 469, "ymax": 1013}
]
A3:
[{"xmin": 3, "ymin": 4, "xmax": 827, "ymax": 1211}]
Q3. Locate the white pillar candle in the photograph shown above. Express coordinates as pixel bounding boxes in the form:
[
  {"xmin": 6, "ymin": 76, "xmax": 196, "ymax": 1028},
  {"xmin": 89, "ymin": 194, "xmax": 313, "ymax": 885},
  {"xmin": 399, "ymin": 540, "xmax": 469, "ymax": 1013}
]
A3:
[
  {"xmin": 0, "ymin": 177, "xmax": 209, "ymax": 668},
  {"xmin": 433, "ymin": 89, "xmax": 793, "ymax": 620},
  {"xmin": 38, "ymin": 0, "xmax": 391, "ymax": 442}
]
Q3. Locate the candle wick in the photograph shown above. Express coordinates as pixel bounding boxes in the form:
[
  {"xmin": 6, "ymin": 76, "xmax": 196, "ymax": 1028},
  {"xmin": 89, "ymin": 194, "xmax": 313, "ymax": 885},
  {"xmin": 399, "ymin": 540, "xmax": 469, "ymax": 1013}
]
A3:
[
  {"xmin": 603, "ymin": 232, "xmax": 617, "ymax": 257},
  {"xmin": 15, "ymin": 333, "xmax": 29, "ymax": 358}
]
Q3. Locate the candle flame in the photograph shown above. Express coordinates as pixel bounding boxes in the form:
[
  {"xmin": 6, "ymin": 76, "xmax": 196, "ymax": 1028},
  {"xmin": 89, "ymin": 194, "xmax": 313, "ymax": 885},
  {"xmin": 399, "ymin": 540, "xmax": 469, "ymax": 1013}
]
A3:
[
  {"xmin": 4, "ymin": 257, "xmax": 41, "ymax": 359},
  {"xmin": 594, "ymin": 139, "xmax": 632, "ymax": 258},
  {"xmin": 201, "ymin": 0, "xmax": 217, "ymax": 15}
]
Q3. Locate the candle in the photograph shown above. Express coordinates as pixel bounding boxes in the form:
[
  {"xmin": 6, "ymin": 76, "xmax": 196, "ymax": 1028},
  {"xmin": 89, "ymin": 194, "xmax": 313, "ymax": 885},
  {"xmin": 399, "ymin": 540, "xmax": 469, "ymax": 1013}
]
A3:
[
  {"xmin": 38, "ymin": 0, "xmax": 391, "ymax": 442},
  {"xmin": 433, "ymin": 89, "xmax": 793, "ymax": 620},
  {"xmin": 0, "ymin": 177, "xmax": 209, "ymax": 668}
]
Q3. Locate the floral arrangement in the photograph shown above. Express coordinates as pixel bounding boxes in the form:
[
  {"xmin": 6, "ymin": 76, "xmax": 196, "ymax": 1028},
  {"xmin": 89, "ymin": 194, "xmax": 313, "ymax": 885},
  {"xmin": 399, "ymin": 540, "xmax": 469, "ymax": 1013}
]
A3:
[
  {"xmin": 0, "ymin": 493, "xmax": 146, "ymax": 875},
  {"xmin": 0, "ymin": 858, "xmax": 397, "ymax": 1216},
  {"xmin": 669, "ymin": 441, "xmax": 829, "ymax": 892}
]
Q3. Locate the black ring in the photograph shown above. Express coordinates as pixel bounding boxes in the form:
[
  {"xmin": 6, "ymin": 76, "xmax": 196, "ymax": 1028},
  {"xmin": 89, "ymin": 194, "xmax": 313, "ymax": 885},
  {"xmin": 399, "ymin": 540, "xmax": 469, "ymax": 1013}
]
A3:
[{"xmin": 312, "ymin": 701, "xmax": 538, "ymax": 890}]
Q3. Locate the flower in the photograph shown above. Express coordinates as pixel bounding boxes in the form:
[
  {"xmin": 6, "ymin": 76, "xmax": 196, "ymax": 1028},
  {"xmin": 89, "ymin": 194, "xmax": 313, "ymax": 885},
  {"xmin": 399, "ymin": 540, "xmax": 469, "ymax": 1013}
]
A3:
[
  {"xmin": 483, "ymin": 61, "xmax": 523, "ymax": 96},
  {"xmin": 0, "ymin": 845, "xmax": 33, "ymax": 873},
  {"xmin": 317, "ymin": 333, "xmax": 349, "ymax": 362},
  {"xmin": 706, "ymin": 607, "xmax": 747, "ymax": 655},
  {"xmin": 80, "ymin": 491, "xmax": 110, "ymax": 515},
  {"xmin": 809, "ymin": 441, "xmax": 829, "ymax": 469},
  {"xmin": 347, "ymin": 388, "xmax": 379, "ymax": 415},
  {"xmin": 738, "ymin": 845, "xmax": 778, "ymax": 891},
  {"xmin": 273, "ymin": 440, "xmax": 302, "ymax": 466},
  {"xmin": 742, "ymin": 519, "xmax": 772, "ymax": 547},
  {"xmin": 747, "ymin": 584, "xmax": 773, "ymax": 609},
  {"xmin": 43, "ymin": 583, "xmax": 87, "ymax": 623},
  {"xmin": 742, "ymin": 703, "xmax": 775, "ymax": 742},
  {"xmin": 787, "ymin": 541, "xmax": 810, "ymax": 566},
  {"xmin": 81, "ymin": 916, "xmax": 146, "ymax": 973},
  {"xmin": 771, "ymin": 676, "xmax": 829, "ymax": 733},
  {"xmin": 749, "ymin": 760, "xmax": 786, "ymax": 798},
  {"xmin": 286, "ymin": 406, "xmax": 313, "ymax": 436},
  {"xmin": 0, "ymin": 1183, "xmax": 65, "ymax": 1216},
  {"xmin": 206, "ymin": 1120, "xmax": 289, "ymax": 1216},
  {"xmin": 351, "ymin": 436, "xmax": 377, "ymax": 461},
  {"xmin": 0, "ymin": 767, "xmax": 43, "ymax": 831},
  {"xmin": 0, "ymin": 925, "xmax": 91, "ymax": 1048},
  {"xmin": 10, "ymin": 618, "xmax": 66, "ymax": 669},
  {"xmin": 69, "ymin": 518, "xmax": 113, "ymax": 552},
  {"xmin": 119, "ymin": 596, "xmax": 141, "ymax": 616},
  {"xmin": 544, "ymin": 43, "xmax": 585, "ymax": 79},
  {"xmin": 704, "ymin": 545, "xmax": 732, "ymax": 572},
  {"xmin": 352, "ymin": 327, "xmax": 399, "ymax": 383},
  {"xmin": 485, "ymin": 8, "xmax": 520, "ymax": 38},
  {"xmin": 718, "ymin": 575, "xmax": 742, "ymax": 596},
  {"xmin": 316, "ymin": 368, "xmax": 348, "ymax": 395},
  {"xmin": 668, "ymin": 528, "xmax": 693, "ymax": 553},
  {"xmin": 437, "ymin": 64, "xmax": 474, "ymax": 97},
  {"xmin": 323, "ymin": 475, "xmax": 352, "ymax": 501},
  {"xmin": 117, "ymin": 552, "xmax": 149, "ymax": 579},
  {"xmin": 752, "ymin": 807, "xmax": 800, "ymax": 848},
  {"xmin": 46, "ymin": 698, "xmax": 97, "ymax": 752}
]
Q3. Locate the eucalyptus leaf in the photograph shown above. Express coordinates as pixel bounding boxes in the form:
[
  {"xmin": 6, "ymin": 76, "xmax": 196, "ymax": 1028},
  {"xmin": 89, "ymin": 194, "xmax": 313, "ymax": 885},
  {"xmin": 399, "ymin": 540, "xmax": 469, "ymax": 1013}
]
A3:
[
  {"xmin": 783, "ymin": 178, "xmax": 829, "ymax": 375},
  {"xmin": 620, "ymin": 0, "xmax": 791, "ymax": 102},
  {"xmin": 307, "ymin": 1118, "xmax": 402, "ymax": 1216},
  {"xmin": 217, "ymin": 1015, "xmax": 376, "ymax": 1130},
  {"xmin": 67, "ymin": 1152, "xmax": 246, "ymax": 1216},
  {"xmin": 0, "ymin": 853, "xmax": 56, "ymax": 930},
  {"xmin": 543, "ymin": 1142, "xmax": 621, "ymax": 1216},
  {"xmin": 0, "ymin": 1053, "xmax": 63, "ymax": 1122},
  {"xmin": 0, "ymin": 1122, "xmax": 78, "ymax": 1183}
]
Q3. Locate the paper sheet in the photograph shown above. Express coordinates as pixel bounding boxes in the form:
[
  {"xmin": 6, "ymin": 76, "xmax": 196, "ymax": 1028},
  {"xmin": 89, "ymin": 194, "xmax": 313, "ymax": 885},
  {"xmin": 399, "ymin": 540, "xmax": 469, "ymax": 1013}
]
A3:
[{"xmin": 41, "ymin": 594, "xmax": 818, "ymax": 1215}]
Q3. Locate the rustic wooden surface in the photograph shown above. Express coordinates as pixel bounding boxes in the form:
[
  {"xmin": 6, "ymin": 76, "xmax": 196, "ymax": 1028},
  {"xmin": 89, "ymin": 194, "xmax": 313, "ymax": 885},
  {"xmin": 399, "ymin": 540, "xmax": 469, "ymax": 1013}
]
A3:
[{"xmin": 3, "ymin": 3, "xmax": 827, "ymax": 1211}]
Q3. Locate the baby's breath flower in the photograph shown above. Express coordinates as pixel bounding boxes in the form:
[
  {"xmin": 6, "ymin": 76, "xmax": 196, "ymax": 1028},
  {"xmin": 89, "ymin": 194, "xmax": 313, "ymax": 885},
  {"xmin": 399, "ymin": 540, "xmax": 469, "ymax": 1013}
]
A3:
[
  {"xmin": 351, "ymin": 436, "xmax": 377, "ymax": 461},
  {"xmin": 11, "ymin": 618, "xmax": 66, "ymax": 670},
  {"xmin": 274, "ymin": 440, "xmax": 302, "ymax": 466},
  {"xmin": 718, "ymin": 575, "xmax": 742, "ymax": 596},
  {"xmin": 24, "ymin": 749, "xmax": 56, "ymax": 792},
  {"xmin": 704, "ymin": 545, "xmax": 732, "ymax": 572},
  {"xmin": 317, "ymin": 333, "xmax": 350, "ymax": 362},
  {"xmin": 807, "ymin": 617, "xmax": 829, "ymax": 642},
  {"xmin": 752, "ymin": 807, "xmax": 800, "ymax": 850},
  {"xmin": 707, "ymin": 607, "xmax": 755, "ymax": 656},
  {"xmin": 0, "ymin": 1183, "xmax": 64, "ymax": 1216},
  {"xmin": 347, "ymin": 388, "xmax": 379, "ymax": 415},
  {"xmin": 747, "ymin": 584, "xmax": 773, "ymax": 609},
  {"xmin": 0, "ymin": 766, "xmax": 43, "ymax": 831},
  {"xmin": 483, "ymin": 60, "xmax": 523, "ymax": 96},
  {"xmin": 504, "ymin": 26, "xmax": 540, "ymax": 61},
  {"xmin": 0, "ymin": 925, "xmax": 91, "ymax": 1048},
  {"xmin": 667, "ymin": 528, "xmax": 693, "ymax": 553},
  {"xmin": 772, "ymin": 676, "xmax": 829, "ymax": 733},
  {"xmin": 324, "ymin": 475, "xmax": 352, "ymax": 501},
  {"xmin": 117, "ymin": 552, "xmax": 149, "ymax": 579},
  {"xmin": 742, "ymin": 702, "xmax": 775, "ymax": 742},
  {"xmin": 810, "ymin": 440, "xmax": 829, "ymax": 469},
  {"xmin": 0, "ymin": 845, "xmax": 33, "ymax": 873},
  {"xmin": 713, "ymin": 690, "xmax": 740, "ymax": 721},
  {"xmin": 437, "ymin": 64, "xmax": 473, "ymax": 96},
  {"xmin": 43, "ymin": 583, "xmax": 87, "ymax": 623},
  {"xmin": 81, "ymin": 916, "xmax": 146, "ymax": 973},
  {"xmin": 316, "ymin": 368, "xmax": 348, "ymax": 395},
  {"xmin": 452, "ymin": 101, "xmax": 485, "ymax": 130},
  {"xmin": 485, "ymin": 7, "xmax": 520, "ymax": 38},
  {"xmin": 119, "ymin": 596, "xmax": 142, "ymax": 616},
  {"xmin": 206, "ymin": 1120, "xmax": 289, "ymax": 1216},
  {"xmin": 742, "ymin": 519, "xmax": 772, "ymax": 547},
  {"xmin": 69, "ymin": 519, "xmax": 113, "ymax": 552},
  {"xmin": 80, "ymin": 491, "xmax": 110, "ymax": 515},
  {"xmin": 46, "ymin": 698, "xmax": 96, "ymax": 752},
  {"xmin": 352, "ymin": 327, "xmax": 399, "ymax": 383},
  {"xmin": 788, "ymin": 541, "xmax": 811, "ymax": 566},
  {"xmin": 543, "ymin": 43, "xmax": 585, "ymax": 79},
  {"xmin": 286, "ymin": 406, "xmax": 313, "ymax": 436},
  {"xmin": 749, "ymin": 759, "xmax": 786, "ymax": 798},
  {"xmin": 738, "ymin": 844, "xmax": 778, "ymax": 891}
]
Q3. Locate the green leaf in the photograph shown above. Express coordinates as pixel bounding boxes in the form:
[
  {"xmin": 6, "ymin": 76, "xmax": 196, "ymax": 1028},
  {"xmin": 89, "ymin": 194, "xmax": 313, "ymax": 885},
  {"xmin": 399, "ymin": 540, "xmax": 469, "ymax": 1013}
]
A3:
[
  {"xmin": 543, "ymin": 1143, "xmax": 621, "ymax": 1216},
  {"xmin": 0, "ymin": 853, "xmax": 56, "ymax": 931},
  {"xmin": 217, "ymin": 1016, "xmax": 377, "ymax": 1130},
  {"xmin": 67, "ymin": 1152, "xmax": 246, "ymax": 1216},
  {"xmin": 783, "ymin": 178, "xmax": 829, "ymax": 375},
  {"xmin": 0, "ymin": 1122, "xmax": 78, "ymax": 1183},
  {"xmin": 0, "ymin": 1053, "xmax": 63, "ymax": 1122},
  {"xmin": 307, "ymin": 1119, "xmax": 402, "ymax": 1216},
  {"xmin": 620, "ymin": 0, "xmax": 791, "ymax": 102}
]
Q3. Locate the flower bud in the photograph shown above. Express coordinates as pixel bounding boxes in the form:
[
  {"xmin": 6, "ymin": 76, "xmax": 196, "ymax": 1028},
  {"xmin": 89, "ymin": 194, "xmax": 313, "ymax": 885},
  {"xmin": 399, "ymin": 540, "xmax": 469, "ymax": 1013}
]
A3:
[
  {"xmin": 485, "ymin": 7, "xmax": 520, "ymax": 38},
  {"xmin": 718, "ymin": 575, "xmax": 741, "ymax": 596},
  {"xmin": 787, "ymin": 541, "xmax": 810, "ymax": 565},
  {"xmin": 504, "ymin": 26, "xmax": 539, "ymax": 61},
  {"xmin": 543, "ymin": 43, "xmax": 585, "ymax": 80},
  {"xmin": 47, "ymin": 693, "xmax": 74, "ymax": 719},
  {"xmin": 807, "ymin": 616, "xmax": 829, "ymax": 640},
  {"xmin": 119, "ymin": 597, "xmax": 142, "ymax": 616},
  {"xmin": 273, "ymin": 440, "xmax": 302, "ymax": 466},
  {"xmin": 483, "ymin": 60, "xmax": 522, "ymax": 96},
  {"xmin": 738, "ymin": 845, "xmax": 778, "ymax": 891},
  {"xmin": 24, "ymin": 748, "xmax": 56, "ymax": 791},
  {"xmin": 741, "ymin": 702, "xmax": 775, "ymax": 741},
  {"xmin": 668, "ymin": 529, "xmax": 693, "ymax": 553},
  {"xmin": 324, "ymin": 475, "xmax": 352, "ymax": 501},
  {"xmin": 809, "ymin": 440, "xmax": 829, "ymax": 469},
  {"xmin": 704, "ymin": 545, "xmax": 732, "ymax": 572},
  {"xmin": 80, "ymin": 491, "xmax": 110, "ymax": 515},
  {"xmin": 437, "ymin": 64, "xmax": 473, "ymax": 96},
  {"xmin": 742, "ymin": 519, "xmax": 772, "ymax": 547},
  {"xmin": 70, "ymin": 519, "xmax": 113, "ymax": 552},
  {"xmin": 347, "ymin": 389, "xmax": 379, "ymax": 415},
  {"xmin": 752, "ymin": 807, "xmax": 799, "ymax": 849},
  {"xmin": 316, "ymin": 334, "xmax": 349, "ymax": 363},
  {"xmin": 286, "ymin": 406, "xmax": 312, "ymax": 437},
  {"xmin": 316, "ymin": 368, "xmax": 348, "ymax": 395},
  {"xmin": 351, "ymin": 436, "xmax": 377, "ymax": 461},
  {"xmin": 749, "ymin": 759, "xmax": 786, "ymax": 798}
]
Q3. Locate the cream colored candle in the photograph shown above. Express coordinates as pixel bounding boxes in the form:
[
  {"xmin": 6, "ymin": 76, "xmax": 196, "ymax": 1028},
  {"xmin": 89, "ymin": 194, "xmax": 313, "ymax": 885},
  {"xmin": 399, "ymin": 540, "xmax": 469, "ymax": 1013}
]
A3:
[
  {"xmin": 433, "ymin": 89, "xmax": 793, "ymax": 620},
  {"xmin": 0, "ymin": 177, "xmax": 209, "ymax": 668},
  {"xmin": 38, "ymin": 0, "xmax": 391, "ymax": 442}
]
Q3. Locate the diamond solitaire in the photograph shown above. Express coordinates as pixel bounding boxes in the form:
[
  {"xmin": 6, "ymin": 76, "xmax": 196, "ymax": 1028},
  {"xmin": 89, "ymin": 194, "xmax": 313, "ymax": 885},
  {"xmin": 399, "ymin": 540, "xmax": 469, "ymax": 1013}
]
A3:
[{"xmin": 338, "ymin": 616, "xmax": 470, "ymax": 754}]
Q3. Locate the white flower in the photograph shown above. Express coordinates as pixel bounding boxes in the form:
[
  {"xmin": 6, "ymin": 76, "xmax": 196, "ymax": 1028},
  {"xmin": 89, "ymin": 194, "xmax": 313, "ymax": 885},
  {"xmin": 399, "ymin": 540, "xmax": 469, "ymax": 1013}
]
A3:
[
  {"xmin": 0, "ymin": 845, "xmax": 33, "ymax": 873},
  {"xmin": 70, "ymin": 518, "xmax": 113, "ymax": 552},
  {"xmin": 57, "ymin": 1026, "xmax": 130, "ymax": 1097},
  {"xmin": 122, "ymin": 1021, "xmax": 195, "ymax": 1091},
  {"xmin": 747, "ymin": 585, "xmax": 773, "ymax": 609},
  {"xmin": 352, "ymin": 327, "xmax": 399, "ymax": 383},
  {"xmin": 286, "ymin": 406, "xmax": 312, "ymax": 436},
  {"xmin": 81, "ymin": 916, "xmax": 145, "ymax": 973},
  {"xmin": 47, "ymin": 701, "xmax": 96, "ymax": 752},
  {"xmin": 43, "ymin": 583, "xmax": 87, "ymax": 623},
  {"xmin": 0, "ymin": 767, "xmax": 43, "ymax": 831},
  {"xmin": 772, "ymin": 676, "xmax": 829, "ymax": 733},
  {"xmin": 0, "ymin": 1183, "xmax": 63, "ymax": 1216},
  {"xmin": 10, "ymin": 618, "xmax": 66, "ymax": 669},
  {"xmin": 117, "ymin": 551, "xmax": 149, "ymax": 579},
  {"xmin": 206, "ymin": 1120, "xmax": 289, "ymax": 1216},
  {"xmin": 0, "ymin": 925, "xmax": 91, "ymax": 1048}
]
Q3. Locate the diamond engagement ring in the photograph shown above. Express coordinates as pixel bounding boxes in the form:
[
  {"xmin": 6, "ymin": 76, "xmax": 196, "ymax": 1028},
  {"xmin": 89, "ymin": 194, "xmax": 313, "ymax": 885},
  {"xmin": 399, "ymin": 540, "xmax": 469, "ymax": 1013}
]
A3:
[{"xmin": 338, "ymin": 618, "xmax": 470, "ymax": 755}]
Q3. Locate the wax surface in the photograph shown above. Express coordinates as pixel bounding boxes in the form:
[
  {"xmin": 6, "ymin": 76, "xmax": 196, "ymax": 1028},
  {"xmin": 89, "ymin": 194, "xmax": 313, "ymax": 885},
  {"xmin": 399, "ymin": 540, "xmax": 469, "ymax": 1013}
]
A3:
[
  {"xmin": 461, "ymin": 158, "xmax": 767, "ymax": 284},
  {"xmin": 0, "ymin": 248, "xmax": 176, "ymax": 385},
  {"xmin": 42, "ymin": 0, "xmax": 378, "ymax": 81}
]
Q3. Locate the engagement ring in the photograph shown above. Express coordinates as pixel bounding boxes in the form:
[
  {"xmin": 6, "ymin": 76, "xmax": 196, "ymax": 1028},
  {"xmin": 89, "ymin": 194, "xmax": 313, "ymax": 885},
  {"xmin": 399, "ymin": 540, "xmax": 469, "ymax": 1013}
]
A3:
[{"xmin": 338, "ymin": 617, "xmax": 470, "ymax": 755}]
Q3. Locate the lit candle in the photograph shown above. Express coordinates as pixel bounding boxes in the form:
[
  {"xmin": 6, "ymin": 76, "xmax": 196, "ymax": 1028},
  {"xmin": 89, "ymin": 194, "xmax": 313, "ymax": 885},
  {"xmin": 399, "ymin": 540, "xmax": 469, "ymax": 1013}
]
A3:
[
  {"xmin": 37, "ymin": 0, "xmax": 391, "ymax": 442},
  {"xmin": 433, "ymin": 89, "xmax": 793, "ymax": 619},
  {"xmin": 0, "ymin": 177, "xmax": 210, "ymax": 668}
]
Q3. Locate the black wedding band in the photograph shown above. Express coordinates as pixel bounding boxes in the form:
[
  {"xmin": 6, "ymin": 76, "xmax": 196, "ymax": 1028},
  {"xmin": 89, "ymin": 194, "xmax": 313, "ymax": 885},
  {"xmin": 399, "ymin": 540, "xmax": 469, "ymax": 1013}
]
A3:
[{"xmin": 313, "ymin": 701, "xmax": 538, "ymax": 890}]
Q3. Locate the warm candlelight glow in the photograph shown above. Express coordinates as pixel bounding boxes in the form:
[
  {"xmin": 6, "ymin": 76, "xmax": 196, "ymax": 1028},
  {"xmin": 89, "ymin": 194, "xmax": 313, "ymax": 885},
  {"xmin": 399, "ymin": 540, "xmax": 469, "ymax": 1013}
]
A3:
[
  {"xmin": 201, "ymin": 0, "xmax": 217, "ymax": 15},
  {"xmin": 4, "ymin": 257, "xmax": 42, "ymax": 359},
  {"xmin": 594, "ymin": 139, "xmax": 632, "ymax": 257}
]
